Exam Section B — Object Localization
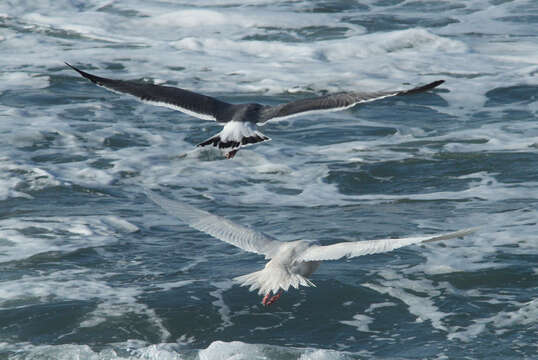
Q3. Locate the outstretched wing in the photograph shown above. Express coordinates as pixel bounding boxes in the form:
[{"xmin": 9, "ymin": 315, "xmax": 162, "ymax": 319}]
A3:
[
  {"xmin": 66, "ymin": 63, "xmax": 236, "ymax": 123},
  {"xmin": 258, "ymin": 80, "xmax": 444, "ymax": 123},
  {"xmin": 146, "ymin": 191, "xmax": 280, "ymax": 257},
  {"xmin": 298, "ymin": 227, "xmax": 476, "ymax": 262}
]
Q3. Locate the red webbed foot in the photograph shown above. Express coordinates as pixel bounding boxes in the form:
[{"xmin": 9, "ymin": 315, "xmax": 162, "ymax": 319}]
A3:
[{"xmin": 262, "ymin": 291, "xmax": 283, "ymax": 306}]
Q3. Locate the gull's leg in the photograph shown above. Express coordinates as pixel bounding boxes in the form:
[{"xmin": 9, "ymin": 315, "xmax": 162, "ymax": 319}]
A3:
[
  {"xmin": 267, "ymin": 291, "xmax": 282, "ymax": 306},
  {"xmin": 262, "ymin": 291, "xmax": 283, "ymax": 306},
  {"xmin": 225, "ymin": 149, "xmax": 238, "ymax": 159}
]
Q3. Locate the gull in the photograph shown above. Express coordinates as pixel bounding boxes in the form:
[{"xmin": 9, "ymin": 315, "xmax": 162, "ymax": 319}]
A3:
[
  {"xmin": 66, "ymin": 63, "xmax": 444, "ymax": 159},
  {"xmin": 147, "ymin": 191, "xmax": 475, "ymax": 306}
]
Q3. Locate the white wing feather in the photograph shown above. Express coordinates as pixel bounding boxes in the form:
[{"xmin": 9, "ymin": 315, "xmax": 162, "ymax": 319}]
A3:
[
  {"xmin": 299, "ymin": 228, "xmax": 477, "ymax": 262},
  {"xmin": 147, "ymin": 191, "xmax": 279, "ymax": 256}
]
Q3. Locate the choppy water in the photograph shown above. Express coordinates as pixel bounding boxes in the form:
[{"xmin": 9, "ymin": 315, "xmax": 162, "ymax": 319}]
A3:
[{"xmin": 1, "ymin": 1, "xmax": 537, "ymax": 359}]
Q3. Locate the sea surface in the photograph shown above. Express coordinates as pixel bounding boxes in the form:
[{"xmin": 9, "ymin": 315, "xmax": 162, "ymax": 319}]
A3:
[{"xmin": 1, "ymin": 0, "xmax": 537, "ymax": 359}]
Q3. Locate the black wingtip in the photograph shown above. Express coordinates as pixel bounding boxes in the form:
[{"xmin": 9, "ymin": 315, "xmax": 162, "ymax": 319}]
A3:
[
  {"xmin": 429, "ymin": 80, "xmax": 445, "ymax": 88},
  {"xmin": 418, "ymin": 79, "xmax": 445, "ymax": 91},
  {"xmin": 64, "ymin": 62, "xmax": 102, "ymax": 85},
  {"xmin": 403, "ymin": 79, "xmax": 445, "ymax": 95},
  {"xmin": 65, "ymin": 62, "xmax": 82, "ymax": 74}
]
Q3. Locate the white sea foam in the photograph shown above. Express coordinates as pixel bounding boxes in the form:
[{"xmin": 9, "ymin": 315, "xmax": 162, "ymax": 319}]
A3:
[
  {"xmin": 209, "ymin": 280, "xmax": 235, "ymax": 331},
  {"xmin": 166, "ymin": 28, "xmax": 466, "ymax": 95},
  {"xmin": 357, "ymin": 204, "xmax": 537, "ymax": 341},
  {"xmin": 340, "ymin": 314, "xmax": 376, "ymax": 333},
  {"xmin": 93, "ymin": 127, "xmax": 536, "ymax": 208},
  {"xmin": 1, "ymin": 0, "xmax": 535, "ymax": 99},
  {"xmin": 2, "ymin": 340, "xmax": 355, "ymax": 360},
  {"xmin": 364, "ymin": 274, "xmax": 449, "ymax": 333},
  {"xmin": 21, "ymin": 12, "xmax": 143, "ymax": 44},
  {"xmin": 152, "ymin": 280, "xmax": 196, "ymax": 292},
  {"xmin": 199, "ymin": 341, "xmax": 353, "ymax": 360},
  {"xmin": 149, "ymin": 8, "xmax": 363, "ymax": 35},
  {"xmin": 449, "ymin": 299, "xmax": 538, "ymax": 342},
  {"xmin": 0, "ymin": 72, "xmax": 49, "ymax": 91},
  {"xmin": 0, "ymin": 268, "xmax": 171, "ymax": 341},
  {"xmin": 0, "ymin": 215, "xmax": 137, "ymax": 262},
  {"xmin": 365, "ymin": 302, "xmax": 397, "ymax": 313}
]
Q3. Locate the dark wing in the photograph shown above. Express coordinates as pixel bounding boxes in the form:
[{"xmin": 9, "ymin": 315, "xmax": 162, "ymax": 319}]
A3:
[
  {"xmin": 66, "ymin": 63, "xmax": 235, "ymax": 123},
  {"xmin": 258, "ymin": 80, "xmax": 444, "ymax": 124}
]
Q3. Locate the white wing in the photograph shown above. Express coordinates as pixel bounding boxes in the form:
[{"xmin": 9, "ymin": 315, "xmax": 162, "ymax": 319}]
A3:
[
  {"xmin": 298, "ymin": 228, "xmax": 477, "ymax": 262},
  {"xmin": 146, "ymin": 191, "xmax": 280, "ymax": 257}
]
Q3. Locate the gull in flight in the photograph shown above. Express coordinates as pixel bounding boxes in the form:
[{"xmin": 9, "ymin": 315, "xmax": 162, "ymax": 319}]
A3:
[
  {"xmin": 147, "ymin": 191, "xmax": 475, "ymax": 306},
  {"xmin": 66, "ymin": 63, "xmax": 444, "ymax": 159}
]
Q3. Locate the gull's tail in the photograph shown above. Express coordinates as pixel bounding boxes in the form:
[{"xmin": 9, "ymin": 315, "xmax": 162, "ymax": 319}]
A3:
[
  {"xmin": 234, "ymin": 265, "xmax": 315, "ymax": 296},
  {"xmin": 196, "ymin": 121, "xmax": 270, "ymax": 153}
]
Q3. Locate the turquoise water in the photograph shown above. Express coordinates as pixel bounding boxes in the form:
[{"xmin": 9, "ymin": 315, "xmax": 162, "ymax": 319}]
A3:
[{"xmin": 1, "ymin": 1, "xmax": 537, "ymax": 359}]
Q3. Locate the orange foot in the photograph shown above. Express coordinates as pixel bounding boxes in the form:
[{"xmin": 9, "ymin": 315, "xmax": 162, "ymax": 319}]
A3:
[
  {"xmin": 262, "ymin": 291, "xmax": 283, "ymax": 306},
  {"xmin": 225, "ymin": 150, "xmax": 238, "ymax": 159}
]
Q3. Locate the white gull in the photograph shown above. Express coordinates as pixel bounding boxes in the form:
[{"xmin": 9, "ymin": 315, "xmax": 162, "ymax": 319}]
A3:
[{"xmin": 147, "ymin": 191, "xmax": 476, "ymax": 306}]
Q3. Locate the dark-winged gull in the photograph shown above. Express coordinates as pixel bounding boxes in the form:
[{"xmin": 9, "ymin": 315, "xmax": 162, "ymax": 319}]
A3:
[
  {"xmin": 147, "ymin": 191, "xmax": 476, "ymax": 306},
  {"xmin": 66, "ymin": 63, "xmax": 444, "ymax": 159}
]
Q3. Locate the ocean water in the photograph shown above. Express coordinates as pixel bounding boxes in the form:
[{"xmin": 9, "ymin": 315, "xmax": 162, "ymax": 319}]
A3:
[{"xmin": 1, "ymin": 0, "xmax": 537, "ymax": 359}]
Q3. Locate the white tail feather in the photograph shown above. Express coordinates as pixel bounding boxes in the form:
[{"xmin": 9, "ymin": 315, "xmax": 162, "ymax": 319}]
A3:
[
  {"xmin": 234, "ymin": 266, "xmax": 315, "ymax": 295},
  {"xmin": 197, "ymin": 121, "xmax": 270, "ymax": 150}
]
